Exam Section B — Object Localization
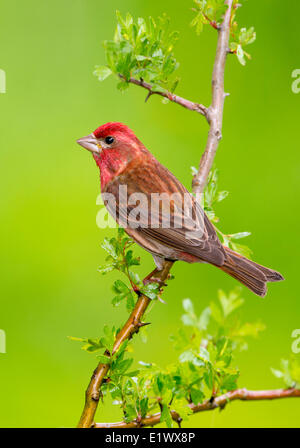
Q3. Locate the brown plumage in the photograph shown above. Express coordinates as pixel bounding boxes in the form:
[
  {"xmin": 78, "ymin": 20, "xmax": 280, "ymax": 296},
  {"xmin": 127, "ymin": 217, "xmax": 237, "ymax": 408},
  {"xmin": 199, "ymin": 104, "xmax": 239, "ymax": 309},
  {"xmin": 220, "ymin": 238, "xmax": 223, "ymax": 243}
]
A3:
[{"xmin": 77, "ymin": 122, "xmax": 284, "ymax": 297}]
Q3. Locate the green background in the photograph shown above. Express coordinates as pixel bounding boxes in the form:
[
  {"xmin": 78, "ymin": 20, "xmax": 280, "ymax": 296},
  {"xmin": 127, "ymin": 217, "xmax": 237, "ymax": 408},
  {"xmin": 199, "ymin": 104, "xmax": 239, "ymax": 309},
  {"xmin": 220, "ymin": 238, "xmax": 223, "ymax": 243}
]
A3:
[{"xmin": 0, "ymin": 0, "xmax": 299, "ymax": 428}]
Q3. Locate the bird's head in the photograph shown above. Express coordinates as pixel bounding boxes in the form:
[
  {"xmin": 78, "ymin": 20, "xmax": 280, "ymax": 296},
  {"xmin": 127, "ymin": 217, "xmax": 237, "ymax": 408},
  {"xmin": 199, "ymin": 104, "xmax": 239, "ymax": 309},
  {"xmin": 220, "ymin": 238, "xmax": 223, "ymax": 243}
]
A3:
[
  {"xmin": 77, "ymin": 122, "xmax": 148, "ymax": 187},
  {"xmin": 77, "ymin": 122, "xmax": 141, "ymax": 155}
]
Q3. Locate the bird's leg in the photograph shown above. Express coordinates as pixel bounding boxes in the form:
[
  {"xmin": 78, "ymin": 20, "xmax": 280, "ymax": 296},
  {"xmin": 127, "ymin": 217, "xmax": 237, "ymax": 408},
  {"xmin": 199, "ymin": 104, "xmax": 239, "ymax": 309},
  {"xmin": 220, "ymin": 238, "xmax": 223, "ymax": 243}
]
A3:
[{"xmin": 143, "ymin": 268, "xmax": 167, "ymax": 287}]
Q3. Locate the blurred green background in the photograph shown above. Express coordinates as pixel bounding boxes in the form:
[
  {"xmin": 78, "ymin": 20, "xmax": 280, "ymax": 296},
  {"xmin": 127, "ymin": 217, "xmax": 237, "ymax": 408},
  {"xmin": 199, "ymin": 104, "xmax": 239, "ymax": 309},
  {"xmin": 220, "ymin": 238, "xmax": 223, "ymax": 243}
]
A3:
[{"xmin": 0, "ymin": 0, "xmax": 299, "ymax": 428}]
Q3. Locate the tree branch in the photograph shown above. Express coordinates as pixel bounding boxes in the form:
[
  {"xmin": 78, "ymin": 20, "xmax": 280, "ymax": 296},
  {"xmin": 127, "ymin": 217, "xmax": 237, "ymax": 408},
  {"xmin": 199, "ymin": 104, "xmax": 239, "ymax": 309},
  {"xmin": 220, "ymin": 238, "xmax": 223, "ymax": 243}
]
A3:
[
  {"xmin": 120, "ymin": 75, "xmax": 209, "ymax": 119},
  {"xmin": 118, "ymin": 1, "xmax": 233, "ymax": 195},
  {"xmin": 192, "ymin": 0, "xmax": 233, "ymax": 195},
  {"xmin": 77, "ymin": 0, "xmax": 237, "ymax": 429},
  {"xmin": 93, "ymin": 388, "xmax": 300, "ymax": 428},
  {"xmin": 77, "ymin": 260, "xmax": 174, "ymax": 428}
]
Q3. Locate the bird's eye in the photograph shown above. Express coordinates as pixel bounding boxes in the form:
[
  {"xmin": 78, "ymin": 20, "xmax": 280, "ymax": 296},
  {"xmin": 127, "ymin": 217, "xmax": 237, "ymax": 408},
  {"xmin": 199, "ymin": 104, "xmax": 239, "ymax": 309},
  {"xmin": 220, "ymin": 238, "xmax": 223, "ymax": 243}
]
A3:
[{"xmin": 105, "ymin": 136, "xmax": 115, "ymax": 145}]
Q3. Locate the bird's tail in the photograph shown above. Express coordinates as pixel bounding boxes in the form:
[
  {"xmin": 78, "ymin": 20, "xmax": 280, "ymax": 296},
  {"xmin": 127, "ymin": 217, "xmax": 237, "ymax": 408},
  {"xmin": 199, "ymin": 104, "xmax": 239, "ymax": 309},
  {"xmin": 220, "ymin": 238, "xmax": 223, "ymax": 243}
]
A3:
[{"xmin": 220, "ymin": 247, "xmax": 284, "ymax": 297}]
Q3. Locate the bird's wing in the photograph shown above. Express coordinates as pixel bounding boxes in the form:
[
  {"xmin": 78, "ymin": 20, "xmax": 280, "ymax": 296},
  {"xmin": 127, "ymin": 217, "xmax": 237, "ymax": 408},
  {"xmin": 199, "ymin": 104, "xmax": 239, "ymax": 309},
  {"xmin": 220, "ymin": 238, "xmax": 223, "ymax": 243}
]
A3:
[{"xmin": 104, "ymin": 160, "xmax": 226, "ymax": 266}]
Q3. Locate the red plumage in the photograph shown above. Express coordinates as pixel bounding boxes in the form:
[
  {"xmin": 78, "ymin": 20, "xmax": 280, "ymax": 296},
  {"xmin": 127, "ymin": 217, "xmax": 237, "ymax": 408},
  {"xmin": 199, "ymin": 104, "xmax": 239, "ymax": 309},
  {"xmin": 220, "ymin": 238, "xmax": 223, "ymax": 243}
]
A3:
[
  {"xmin": 94, "ymin": 122, "xmax": 137, "ymax": 140},
  {"xmin": 77, "ymin": 122, "xmax": 284, "ymax": 297}
]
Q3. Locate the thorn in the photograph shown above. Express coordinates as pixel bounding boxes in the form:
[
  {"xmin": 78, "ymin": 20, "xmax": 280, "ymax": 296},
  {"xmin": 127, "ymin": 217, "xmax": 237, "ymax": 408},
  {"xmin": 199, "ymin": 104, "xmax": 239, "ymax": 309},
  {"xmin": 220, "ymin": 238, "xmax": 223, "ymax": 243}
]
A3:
[
  {"xmin": 145, "ymin": 91, "xmax": 153, "ymax": 102},
  {"xmin": 137, "ymin": 321, "xmax": 151, "ymax": 328},
  {"xmin": 176, "ymin": 417, "xmax": 183, "ymax": 428},
  {"xmin": 209, "ymin": 396, "xmax": 215, "ymax": 404},
  {"xmin": 219, "ymin": 402, "xmax": 226, "ymax": 411},
  {"xmin": 132, "ymin": 286, "xmax": 142, "ymax": 296},
  {"xmin": 224, "ymin": 92, "xmax": 230, "ymax": 97}
]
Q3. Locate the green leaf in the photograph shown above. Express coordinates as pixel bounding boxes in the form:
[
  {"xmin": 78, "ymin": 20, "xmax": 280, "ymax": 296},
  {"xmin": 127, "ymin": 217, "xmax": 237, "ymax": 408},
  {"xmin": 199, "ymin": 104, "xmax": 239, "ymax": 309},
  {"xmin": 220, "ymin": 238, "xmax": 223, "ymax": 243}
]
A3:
[
  {"xmin": 69, "ymin": 336, "xmax": 104, "ymax": 353},
  {"xmin": 97, "ymin": 12, "xmax": 180, "ymax": 94},
  {"xmin": 125, "ymin": 250, "xmax": 140, "ymax": 266},
  {"xmin": 230, "ymin": 242, "xmax": 253, "ymax": 259},
  {"xmin": 140, "ymin": 282, "xmax": 160, "ymax": 300},
  {"xmin": 234, "ymin": 321, "xmax": 266, "ymax": 338},
  {"xmin": 181, "ymin": 314, "xmax": 196, "ymax": 327},
  {"xmin": 139, "ymin": 360, "xmax": 152, "ymax": 368},
  {"xmin": 229, "ymin": 232, "xmax": 251, "ymax": 240},
  {"xmin": 101, "ymin": 237, "xmax": 118, "ymax": 259},
  {"xmin": 271, "ymin": 360, "xmax": 295, "ymax": 388},
  {"xmin": 218, "ymin": 288, "xmax": 244, "ymax": 318},
  {"xmin": 203, "ymin": 365, "xmax": 214, "ymax": 391},
  {"xmin": 161, "ymin": 404, "xmax": 173, "ymax": 428},
  {"xmin": 270, "ymin": 368, "xmax": 284, "ymax": 379},
  {"xmin": 126, "ymin": 293, "xmax": 135, "ymax": 312},
  {"xmin": 124, "ymin": 404, "xmax": 137, "ymax": 422},
  {"xmin": 117, "ymin": 340, "xmax": 128, "ymax": 356},
  {"xmin": 198, "ymin": 307, "xmax": 211, "ymax": 331},
  {"xmin": 98, "ymin": 354, "xmax": 111, "ymax": 364},
  {"xmin": 182, "ymin": 298, "xmax": 194, "ymax": 314},
  {"xmin": 221, "ymin": 373, "xmax": 239, "ymax": 391},
  {"xmin": 190, "ymin": 388, "xmax": 204, "ymax": 405},
  {"xmin": 99, "ymin": 325, "xmax": 115, "ymax": 352},
  {"xmin": 179, "ymin": 350, "xmax": 205, "ymax": 367},
  {"xmin": 210, "ymin": 301, "xmax": 223, "ymax": 324},
  {"xmin": 113, "ymin": 279, "xmax": 130, "ymax": 294},
  {"xmin": 216, "ymin": 190, "xmax": 229, "ymax": 202},
  {"xmin": 98, "ymin": 264, "xmax": 115, "ymax": 275},
  {"xmin": 139, "ymin": 397, "xmax": 149, "ymax": 418},
  {"xmin": 236, "ymin": 44, "xmax": 246, "ymax": 66},
  {"xmin": 129, "ymin": 270, "xmax": 141, "ymax": 285},
  {"xmin": 115, "ymin": 358, "xmax": 134, "ymax": 374},
  {"xmin": 112, "ymin": 295, "xmax": 124, "ymax": 307},
  {"xmin": 199, "ymin": 346, "xmax": 210, "ymax": 362}
]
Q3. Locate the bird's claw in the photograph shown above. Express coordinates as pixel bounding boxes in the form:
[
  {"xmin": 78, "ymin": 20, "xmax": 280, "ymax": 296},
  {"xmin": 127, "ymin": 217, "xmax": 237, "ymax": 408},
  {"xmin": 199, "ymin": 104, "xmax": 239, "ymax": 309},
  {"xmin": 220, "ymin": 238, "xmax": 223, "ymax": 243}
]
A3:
[{"xmin": 143, "ymin": 276, "xmax": 166, "ymax": 287}]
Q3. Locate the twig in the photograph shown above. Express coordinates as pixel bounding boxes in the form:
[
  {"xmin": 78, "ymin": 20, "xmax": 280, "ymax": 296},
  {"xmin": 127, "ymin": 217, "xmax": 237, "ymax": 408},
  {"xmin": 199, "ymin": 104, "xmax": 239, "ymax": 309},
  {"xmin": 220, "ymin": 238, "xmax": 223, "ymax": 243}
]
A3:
[
  {"xmin": 192, "ymin": 0, "xmax": 233, "ymax": 195},
  {"xmin": 77, "ymin": 261, "xmax": 174, "ymax": 428},
  {"xmin": 120, "ymin": 0, "xmax": 233, "ymax": 195},
  {"xmin": 94, "ymin": 388, "xmax": 300, "ymax": 428},
  {"xmin": 120, "ymin": 75, "xmax": 209, "ymax": 119}
]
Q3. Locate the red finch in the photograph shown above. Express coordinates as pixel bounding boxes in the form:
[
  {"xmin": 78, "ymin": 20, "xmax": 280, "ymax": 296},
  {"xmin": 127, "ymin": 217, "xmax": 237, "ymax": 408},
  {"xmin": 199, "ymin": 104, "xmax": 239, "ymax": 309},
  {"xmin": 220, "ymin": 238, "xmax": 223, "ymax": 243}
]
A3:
[{"xmin": 77, "ymin": 122, "xmax": 284, "ymax": 297}]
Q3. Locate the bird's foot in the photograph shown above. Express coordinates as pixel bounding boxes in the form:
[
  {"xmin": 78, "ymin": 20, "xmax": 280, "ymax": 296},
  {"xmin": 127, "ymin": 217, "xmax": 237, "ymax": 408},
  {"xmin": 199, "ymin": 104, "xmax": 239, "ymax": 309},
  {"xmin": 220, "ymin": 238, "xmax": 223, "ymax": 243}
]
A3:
[{"xmin": 143, "ymin": 271, "xmax": 167, "ymax": 288}]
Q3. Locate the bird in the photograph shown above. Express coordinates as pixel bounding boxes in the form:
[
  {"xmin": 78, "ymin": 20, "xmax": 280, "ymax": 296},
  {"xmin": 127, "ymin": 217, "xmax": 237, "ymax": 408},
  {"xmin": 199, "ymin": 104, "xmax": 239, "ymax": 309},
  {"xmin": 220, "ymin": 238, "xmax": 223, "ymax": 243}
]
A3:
[{"xmin": 77, "ymin": 122, "xmax": 284, "ymax": 297}]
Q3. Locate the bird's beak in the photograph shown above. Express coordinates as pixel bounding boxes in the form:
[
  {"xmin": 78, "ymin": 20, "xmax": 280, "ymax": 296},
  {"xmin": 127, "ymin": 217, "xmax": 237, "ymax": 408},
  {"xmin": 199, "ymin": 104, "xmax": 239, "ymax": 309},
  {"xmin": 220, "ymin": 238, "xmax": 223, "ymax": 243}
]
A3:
[{"xmin": 76, "ymin": 133, "xmax": 101, "ymax": 154}]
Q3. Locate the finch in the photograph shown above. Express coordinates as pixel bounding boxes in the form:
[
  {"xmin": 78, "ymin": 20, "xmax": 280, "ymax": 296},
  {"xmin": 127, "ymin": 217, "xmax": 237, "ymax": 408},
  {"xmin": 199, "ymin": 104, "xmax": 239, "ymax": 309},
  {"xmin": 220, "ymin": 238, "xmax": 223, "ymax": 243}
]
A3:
[{"xmin": 77, "ymin": 122, "xmax": 284, "ymax": 297}]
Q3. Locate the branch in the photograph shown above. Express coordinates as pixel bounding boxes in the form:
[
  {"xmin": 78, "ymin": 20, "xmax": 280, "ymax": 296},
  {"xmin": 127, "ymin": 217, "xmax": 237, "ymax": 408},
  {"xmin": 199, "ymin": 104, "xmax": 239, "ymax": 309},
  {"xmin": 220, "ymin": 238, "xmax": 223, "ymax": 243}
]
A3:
[
  {"xmin": 77, "ymin": 260, "xmax": 174, "ymax": 428},
  {"xmin": 78, "ymin": 0, "xmax": 234, "ymax": 429},
  {"xmin": 120, "ymin": 75, "xmax": 209, "ymax": 119},
  {"xmin": 117, "ymin": 1, "xmax": 233, "ymax": 195},
  {"xmin": 94, "ymin": 388, "xmax": 300, "ymax": 428},
  {"xmin": 190, "ymin": 0, "xmax": 233, "ymax": 194},
  {"xmin": 192, "ymin": 0, "xmax": 233, "ymax": 194}
]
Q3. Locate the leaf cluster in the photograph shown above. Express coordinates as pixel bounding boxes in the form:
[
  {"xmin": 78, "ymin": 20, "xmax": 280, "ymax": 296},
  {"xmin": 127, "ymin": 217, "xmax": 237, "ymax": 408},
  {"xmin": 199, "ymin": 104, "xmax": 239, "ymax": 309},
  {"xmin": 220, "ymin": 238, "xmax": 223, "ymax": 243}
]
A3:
[
  {"xmin": 191, "ymin": 0, "xmax": 256, "ymax": 66},
  {"xmin": 98, "ymin": 228, "xmax": 160, "ymax": 312},
  {"xmin": 94, "ymin": 11, "xmax": 180, "ymax": 94},
  {"xmin": 271, "ymin": 358, "xmax": 300, "ymax": 389},
  {"xmin": 72, "ymin": 286, "xmax": 266, "ymax": 427},
  {"xmin": 102, "ymin": 288, "xmax": 265, "ymax": 427}
]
